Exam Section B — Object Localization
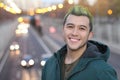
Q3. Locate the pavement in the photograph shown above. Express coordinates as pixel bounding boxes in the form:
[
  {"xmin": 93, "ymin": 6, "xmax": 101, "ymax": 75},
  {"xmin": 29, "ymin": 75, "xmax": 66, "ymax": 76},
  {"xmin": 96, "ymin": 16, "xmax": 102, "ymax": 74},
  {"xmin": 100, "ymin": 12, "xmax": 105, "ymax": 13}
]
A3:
[{"xmin": 0, "ymin": 19, "xmax": 18, "ymax": 61}]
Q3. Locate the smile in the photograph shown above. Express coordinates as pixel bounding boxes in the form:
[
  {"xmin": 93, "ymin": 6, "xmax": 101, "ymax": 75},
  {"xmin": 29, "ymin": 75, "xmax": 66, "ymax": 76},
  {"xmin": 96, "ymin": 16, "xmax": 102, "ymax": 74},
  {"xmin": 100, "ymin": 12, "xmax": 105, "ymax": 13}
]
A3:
[{"xmin": 69, "ymin": 37, "xmax": 80, "ymax": 42}]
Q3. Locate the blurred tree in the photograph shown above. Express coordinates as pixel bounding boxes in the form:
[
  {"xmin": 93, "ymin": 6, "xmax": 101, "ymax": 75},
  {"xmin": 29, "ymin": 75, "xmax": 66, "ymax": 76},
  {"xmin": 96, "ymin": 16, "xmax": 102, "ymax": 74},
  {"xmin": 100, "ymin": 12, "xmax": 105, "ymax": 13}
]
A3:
[
  {"xmin": 78, "ymin": 0, "xmax": 109, "ymax": 16},
  {"xmin": 46, "ymin": 0, "xmax": 74, "ymax": 18},
  {"xmin": 109, "ymin": 0, "xmax": 120, "ymax": 17},
  {"xmin": 77, "ymin": 0, "xmax": 120, "ymax": 16},
  {"xmin": 60, "ymin": 0, "xmax": 74, "ymax": 17},
  {"xmin": 44, "ymin": 0, "xmax": 120, "ymax": 18},
  {"xmin": 94, "ymin": 0, "xmax": 109, "ymax": 16}
]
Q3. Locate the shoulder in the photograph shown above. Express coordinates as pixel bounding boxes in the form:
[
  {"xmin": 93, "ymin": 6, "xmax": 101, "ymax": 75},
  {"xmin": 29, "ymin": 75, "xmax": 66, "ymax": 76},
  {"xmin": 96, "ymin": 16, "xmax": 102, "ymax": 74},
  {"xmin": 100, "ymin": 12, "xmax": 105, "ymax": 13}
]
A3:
[
  {"xmin": 88, "ymin": 59, "xmax": 117, "ymax": 80},
  {"xmin": 89, "ymin": 59, "xmax": 114, "ymax": 70},
  {"xmin": 44, "ymin": 53, "xmax": 60, "ymax": 68}
]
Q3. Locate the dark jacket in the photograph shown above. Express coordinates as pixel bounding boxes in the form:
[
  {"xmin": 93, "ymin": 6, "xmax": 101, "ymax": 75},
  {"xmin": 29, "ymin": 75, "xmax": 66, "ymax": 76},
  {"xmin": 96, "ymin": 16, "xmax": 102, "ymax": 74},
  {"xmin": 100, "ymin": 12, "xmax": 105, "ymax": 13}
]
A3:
[{"xmin": 42, "ymin": 40, "xmax": 118, "ymax": 80}]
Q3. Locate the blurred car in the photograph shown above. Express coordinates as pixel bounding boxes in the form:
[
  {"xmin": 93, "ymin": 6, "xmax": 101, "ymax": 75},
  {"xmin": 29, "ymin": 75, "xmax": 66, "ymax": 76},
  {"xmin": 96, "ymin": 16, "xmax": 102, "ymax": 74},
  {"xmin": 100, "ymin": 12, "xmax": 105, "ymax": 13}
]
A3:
[
  {"xmin": 20, "ymin": 54, "xmax": 35, "ymax": 68},
  {"xmin": 9, "ymin": 42, "xmax": 20, "ymax": 51},
  {"xmin": 15, "ymin": 23, "xmax": 29, "ymax": 36},
  {"xmin": 40, "ymin": 54, "xmax": 52, "ymax": 67}
]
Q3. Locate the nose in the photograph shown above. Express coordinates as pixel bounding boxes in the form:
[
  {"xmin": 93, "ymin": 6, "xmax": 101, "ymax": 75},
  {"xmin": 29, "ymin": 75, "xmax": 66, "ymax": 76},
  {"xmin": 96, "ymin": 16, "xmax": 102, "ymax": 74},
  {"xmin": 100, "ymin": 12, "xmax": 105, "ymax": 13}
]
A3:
[{"xmin": 72, "ymin": 27, "xmax": 79, "ymax": 36}]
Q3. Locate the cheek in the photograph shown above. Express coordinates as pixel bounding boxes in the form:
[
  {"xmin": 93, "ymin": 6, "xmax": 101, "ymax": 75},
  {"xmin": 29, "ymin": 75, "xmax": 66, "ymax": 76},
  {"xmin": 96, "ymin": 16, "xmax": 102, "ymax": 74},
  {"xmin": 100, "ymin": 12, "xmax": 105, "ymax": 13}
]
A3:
[
  {"xmin": 63, "ymin": 29, "xmax": 70, "ymax": 41},
  {"xmin": 81, "ymin": 32, "xmax": 90, "ymax": 39}
]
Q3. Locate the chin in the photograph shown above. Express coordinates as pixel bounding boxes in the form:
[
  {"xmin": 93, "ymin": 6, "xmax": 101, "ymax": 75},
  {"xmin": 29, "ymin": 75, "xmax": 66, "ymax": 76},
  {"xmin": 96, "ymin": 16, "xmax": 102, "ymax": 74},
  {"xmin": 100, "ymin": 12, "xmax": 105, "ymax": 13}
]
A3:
[
  {"xmin": 68, "ymin": 45, "xmax": 80, "ymax": 51},
  {"xmin": 68, "ymin": 43, "xmax": 87, "ymax": 51}
]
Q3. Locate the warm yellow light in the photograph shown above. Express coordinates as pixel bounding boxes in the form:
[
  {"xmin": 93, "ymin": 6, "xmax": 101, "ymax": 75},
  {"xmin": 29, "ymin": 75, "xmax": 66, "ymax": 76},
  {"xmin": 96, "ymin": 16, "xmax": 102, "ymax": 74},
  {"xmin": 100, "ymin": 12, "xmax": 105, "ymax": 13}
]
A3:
[
  {"xmin": 36, "ymin": 9, "xmax": 42, "ymax": 13},
  {"xmin": 0, "ymin": 3, "xmax": 4, "ymax": 8},
  {"xmin": 107, "ymin": 9, "xmax": 112, "ymax": 15},
  {"xmin": 29, "ymin": 8, "xmax": 34, "ymax": 16},
  {"xmin": 3, "ymin": 5, "xmax": 7, "ymax": 10},
  {"xmin": 58, "ymin": 4, "xmax": 63, "ymax": 9},
  {"xmin": 18, "ymin": 17, "xmax": 23, "ymax": 23},
  {"xmin": 43, "ymin": 8, "xmax": 48, "ymax": 13},
  {"xmin": 47, "ymin": 7, "xmax": 52, "ymax": 12},
  {"xmin": 8, "ymin": 1, "xmax": 21, "ymax": 14},
  {"xmin": 5, "ymin": 6, "xmax": 10, "ymax": 11},
  {"xmin": 10, "ymin": 8, "xmax": 16, "ymax": 14},
  {"xmin": 52, "ymin": 5, "xmax": 57, "ymax": 10}
]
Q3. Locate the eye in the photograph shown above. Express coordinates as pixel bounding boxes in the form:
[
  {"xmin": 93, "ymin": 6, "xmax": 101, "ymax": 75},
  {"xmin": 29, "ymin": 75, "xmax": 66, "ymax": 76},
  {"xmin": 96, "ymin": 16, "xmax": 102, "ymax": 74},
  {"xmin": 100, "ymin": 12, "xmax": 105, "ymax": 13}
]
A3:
[
  {"xmin": 79, "ymin": 27, "xmax": 86, "ymax": 30},
  {"xmin": 66, "ymin": 25, "xmax": 74, "ymax": 29},
  {"xmin": 79, "ymin": 25, "xmax": 87, "ymax": 31}
]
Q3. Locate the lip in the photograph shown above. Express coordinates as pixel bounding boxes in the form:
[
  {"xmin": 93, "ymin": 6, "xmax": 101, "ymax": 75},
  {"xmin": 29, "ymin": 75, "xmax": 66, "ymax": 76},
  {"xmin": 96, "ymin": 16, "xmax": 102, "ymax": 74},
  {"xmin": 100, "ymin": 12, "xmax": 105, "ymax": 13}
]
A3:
[{"xmin": 69, "ymin": 37, "xmax": 80, "ymax": 42}]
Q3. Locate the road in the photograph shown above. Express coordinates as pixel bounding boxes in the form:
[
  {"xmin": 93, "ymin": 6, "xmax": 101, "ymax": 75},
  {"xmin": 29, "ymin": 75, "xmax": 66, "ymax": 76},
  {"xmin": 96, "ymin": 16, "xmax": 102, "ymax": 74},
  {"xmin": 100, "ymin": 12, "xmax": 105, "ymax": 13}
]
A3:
[
  {"xmin": 0, "ymin": 23, "xmax": 50, "ymax": 80},
  {"xmin": 0, "ymin": 16, "xmax": 120, "ymax": 80}
]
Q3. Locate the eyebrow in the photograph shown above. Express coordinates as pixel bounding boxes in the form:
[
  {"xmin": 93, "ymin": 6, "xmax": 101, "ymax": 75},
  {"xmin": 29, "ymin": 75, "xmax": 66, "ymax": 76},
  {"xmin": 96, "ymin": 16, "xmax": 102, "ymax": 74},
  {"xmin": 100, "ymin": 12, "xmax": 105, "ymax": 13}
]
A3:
[
  {"xmin": 66, "ymin": 23, "xmax": 74, "ymax": 25},
  {"xmin": 66, "ymin": 23, "xmax": 88, "ymax": 29},
  {"xmin": 79, "ymin": 25, "xmax": 87, "ymax": 29}
]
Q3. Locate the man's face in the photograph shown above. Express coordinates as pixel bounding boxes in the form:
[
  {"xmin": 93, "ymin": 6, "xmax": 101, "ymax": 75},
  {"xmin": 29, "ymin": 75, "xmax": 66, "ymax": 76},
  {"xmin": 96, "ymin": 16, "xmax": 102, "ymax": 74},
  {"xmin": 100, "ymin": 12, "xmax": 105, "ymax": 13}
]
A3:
[{"xmin": 63, "ymin": 14, "xmax": 93, "ymax": 51}]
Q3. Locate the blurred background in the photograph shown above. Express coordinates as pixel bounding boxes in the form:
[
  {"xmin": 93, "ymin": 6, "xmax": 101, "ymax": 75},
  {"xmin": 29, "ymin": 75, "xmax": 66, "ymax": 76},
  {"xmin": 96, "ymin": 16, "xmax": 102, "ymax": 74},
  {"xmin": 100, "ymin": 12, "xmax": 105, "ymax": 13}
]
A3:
[{"xmin": 0, "ymin": 0, "xmax": 120, "ymax": 80}]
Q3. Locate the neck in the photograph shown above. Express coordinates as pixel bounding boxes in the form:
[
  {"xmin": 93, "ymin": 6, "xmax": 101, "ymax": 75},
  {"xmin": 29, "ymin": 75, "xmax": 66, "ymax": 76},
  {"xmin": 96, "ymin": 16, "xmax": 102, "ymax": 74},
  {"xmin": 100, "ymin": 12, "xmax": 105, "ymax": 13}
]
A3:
[{"xmin": 65, "ymin": 45, "xmax": 87, "ymax": 64}]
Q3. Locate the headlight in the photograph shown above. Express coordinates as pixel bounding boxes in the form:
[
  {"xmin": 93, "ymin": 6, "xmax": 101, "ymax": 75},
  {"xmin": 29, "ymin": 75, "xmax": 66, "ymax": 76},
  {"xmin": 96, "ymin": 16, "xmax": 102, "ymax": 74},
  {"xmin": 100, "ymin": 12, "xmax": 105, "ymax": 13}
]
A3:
[
  {"xmin": 21, "ymin": 60, "xmax": 27, "ymax": 66},
  {"xmin": 29, "ymin": 59, "xmax": 34, "ymax": 66},
  {"xmin": 40, "ymin": 60, "xmax": 46, "ymax": 66},
  {"xmin": 14, "ymin": 44, "xmax": 20, "ymax": 50},
  {"xmin": 10, "ymin": 45, "xmax": 15, "ymax": 50}
]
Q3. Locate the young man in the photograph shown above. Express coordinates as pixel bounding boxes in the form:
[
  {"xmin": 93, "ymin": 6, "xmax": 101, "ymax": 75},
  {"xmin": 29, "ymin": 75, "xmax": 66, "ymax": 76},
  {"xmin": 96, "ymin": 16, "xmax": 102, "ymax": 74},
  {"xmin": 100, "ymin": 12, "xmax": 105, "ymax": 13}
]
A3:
[{"xmin": 42, "ymin": 5, "xmax": 118, "ymax": 80}]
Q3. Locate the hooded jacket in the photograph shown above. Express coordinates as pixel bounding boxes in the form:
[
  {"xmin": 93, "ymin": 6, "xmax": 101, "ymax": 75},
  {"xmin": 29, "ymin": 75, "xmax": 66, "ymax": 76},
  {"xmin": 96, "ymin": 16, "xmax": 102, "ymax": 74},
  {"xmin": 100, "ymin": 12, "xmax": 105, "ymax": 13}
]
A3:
[{"xmin": 42, "ymin": 40, "xmax": 118, "ymax": 80}]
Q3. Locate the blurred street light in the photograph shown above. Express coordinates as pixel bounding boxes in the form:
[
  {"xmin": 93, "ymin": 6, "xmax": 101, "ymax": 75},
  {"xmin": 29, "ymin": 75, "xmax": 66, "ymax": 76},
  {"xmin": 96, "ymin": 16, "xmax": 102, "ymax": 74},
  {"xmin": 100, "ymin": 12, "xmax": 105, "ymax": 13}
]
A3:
[
  {"xmin": 48, "ymin": 7, "xmax": 52, "ymax": 12},
  {"xmin": 52, "ymin": 5, "xmax": 57, "ymax": 10},
  {"xmin": 0, "ymin": 2, "xmax": 4, "ymax": 7},
  {"xmin": 107, "ymin": 9, "xmax": 113, "ymax": 15},
  {"xmin": 58, "ymin": 4, "xmax": 63, "ymax": 9}
]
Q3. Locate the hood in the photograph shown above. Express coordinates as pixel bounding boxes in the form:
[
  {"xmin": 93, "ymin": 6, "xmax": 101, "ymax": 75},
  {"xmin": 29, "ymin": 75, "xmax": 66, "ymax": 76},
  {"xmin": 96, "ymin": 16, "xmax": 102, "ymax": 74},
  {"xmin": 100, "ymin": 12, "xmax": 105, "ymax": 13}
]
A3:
[
  {"xmin": 83, "ymin": 40, "xmax": 110, "ymax": 62},
  {"xmin": 54, "ymin": 40, "xmax": 110, "ymax": 62}
]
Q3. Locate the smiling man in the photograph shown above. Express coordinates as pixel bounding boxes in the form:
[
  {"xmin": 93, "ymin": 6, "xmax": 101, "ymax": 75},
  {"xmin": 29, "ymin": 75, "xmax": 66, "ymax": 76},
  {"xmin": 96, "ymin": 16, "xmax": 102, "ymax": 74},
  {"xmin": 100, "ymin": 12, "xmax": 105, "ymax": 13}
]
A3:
[{"xmin": 42, "ymin": 5, "xmax": 118, "ymax": 80}]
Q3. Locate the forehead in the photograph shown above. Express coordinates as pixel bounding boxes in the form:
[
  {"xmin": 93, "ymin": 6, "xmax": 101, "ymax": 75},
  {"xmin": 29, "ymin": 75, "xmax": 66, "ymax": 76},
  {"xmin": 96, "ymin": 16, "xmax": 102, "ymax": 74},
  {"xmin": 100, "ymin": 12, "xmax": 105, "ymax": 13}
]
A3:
[{"xmin": 66, "ymin": 14, "xmax": 90, "ymax": 25}]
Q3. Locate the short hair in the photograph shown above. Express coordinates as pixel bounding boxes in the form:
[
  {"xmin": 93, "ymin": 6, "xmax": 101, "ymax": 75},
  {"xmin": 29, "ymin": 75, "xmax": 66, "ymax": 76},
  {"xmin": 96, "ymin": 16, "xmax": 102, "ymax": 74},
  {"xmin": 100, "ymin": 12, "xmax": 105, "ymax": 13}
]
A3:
[{"xmin": 63, "ymin": 5, "xmax": 93, "ymax": 32}]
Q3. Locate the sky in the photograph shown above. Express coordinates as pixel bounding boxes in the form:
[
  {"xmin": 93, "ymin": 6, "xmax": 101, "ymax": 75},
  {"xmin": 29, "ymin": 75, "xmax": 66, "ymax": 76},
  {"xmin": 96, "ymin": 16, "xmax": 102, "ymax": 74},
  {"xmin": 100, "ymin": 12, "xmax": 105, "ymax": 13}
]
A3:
[
  {"xmin": 41, "ymin": 0, "xmax": 64, "ymax": 4},
  {"xmin": 4, "ymin": 0, "xmax": 64, "ymax": 10}
]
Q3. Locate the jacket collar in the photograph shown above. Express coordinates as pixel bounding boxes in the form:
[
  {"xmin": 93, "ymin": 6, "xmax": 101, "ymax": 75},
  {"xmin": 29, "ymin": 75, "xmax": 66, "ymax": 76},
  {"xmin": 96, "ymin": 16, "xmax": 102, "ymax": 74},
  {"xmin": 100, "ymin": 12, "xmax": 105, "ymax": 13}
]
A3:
[
  {"xmin": 54, "ymin": 40, "xmax": 110, "ymax": 62},
  {"xmin": 54, "ymin": 40, "xmax": 110, "ymax": 79}
]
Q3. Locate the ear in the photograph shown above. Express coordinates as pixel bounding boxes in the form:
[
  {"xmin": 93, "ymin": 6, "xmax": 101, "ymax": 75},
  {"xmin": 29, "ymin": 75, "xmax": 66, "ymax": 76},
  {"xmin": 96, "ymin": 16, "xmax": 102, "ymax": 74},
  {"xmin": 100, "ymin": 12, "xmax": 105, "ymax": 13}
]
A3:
[{"xmin": 88, "ymin": 32, "xmax": 94, "ymax": 40}]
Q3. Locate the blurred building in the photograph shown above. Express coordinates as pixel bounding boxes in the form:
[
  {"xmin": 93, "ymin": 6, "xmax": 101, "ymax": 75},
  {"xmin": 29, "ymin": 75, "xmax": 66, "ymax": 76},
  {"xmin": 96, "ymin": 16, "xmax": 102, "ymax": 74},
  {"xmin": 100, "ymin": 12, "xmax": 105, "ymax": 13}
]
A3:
[{"xmin": 4, "ymin": 0, "xmax": 41, "ymax": 11}]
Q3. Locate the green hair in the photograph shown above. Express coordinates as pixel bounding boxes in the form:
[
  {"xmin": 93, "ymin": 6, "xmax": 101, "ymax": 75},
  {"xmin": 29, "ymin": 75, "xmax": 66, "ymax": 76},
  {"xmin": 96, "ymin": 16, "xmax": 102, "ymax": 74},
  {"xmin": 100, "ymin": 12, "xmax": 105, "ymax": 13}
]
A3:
[{"xmin": 63, "ymin": 5, "xmax": 93, "ymax": 32}]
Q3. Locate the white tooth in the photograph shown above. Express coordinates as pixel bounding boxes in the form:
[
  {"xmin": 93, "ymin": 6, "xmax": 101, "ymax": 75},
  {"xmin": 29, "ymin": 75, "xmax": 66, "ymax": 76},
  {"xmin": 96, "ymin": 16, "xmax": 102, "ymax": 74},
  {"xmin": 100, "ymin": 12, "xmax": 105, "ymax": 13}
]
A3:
[{"xmin": 70, "ymin": 38, "xmax": 78, "ymax": 41}]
